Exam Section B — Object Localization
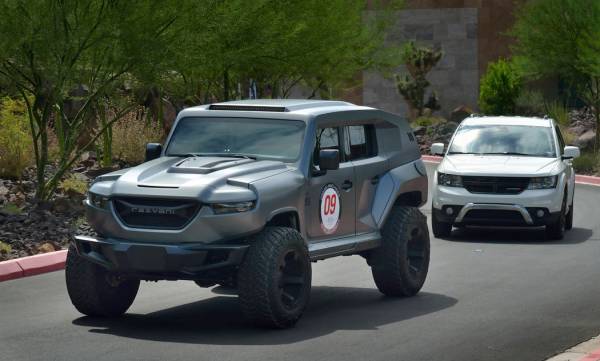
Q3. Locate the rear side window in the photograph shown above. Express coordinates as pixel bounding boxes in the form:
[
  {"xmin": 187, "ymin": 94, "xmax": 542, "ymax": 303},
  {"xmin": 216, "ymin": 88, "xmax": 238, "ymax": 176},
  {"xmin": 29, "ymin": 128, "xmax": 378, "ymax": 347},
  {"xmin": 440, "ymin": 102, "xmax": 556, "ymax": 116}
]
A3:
[{"xmin": 344, "ymin": 125, "xmax": 377, "ymax": 161}]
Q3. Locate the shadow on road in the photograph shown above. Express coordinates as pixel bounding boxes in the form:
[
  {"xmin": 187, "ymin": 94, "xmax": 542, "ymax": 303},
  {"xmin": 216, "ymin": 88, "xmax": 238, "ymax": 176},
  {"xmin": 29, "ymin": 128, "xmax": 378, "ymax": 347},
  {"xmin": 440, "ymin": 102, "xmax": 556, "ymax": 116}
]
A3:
[
  {"xmin": 73, "ymin": 287, "xmax": 457, "ymax": 345},
  {"xmin": 442, "ymin": 226, "xmax": 594, "ymax": 245}
]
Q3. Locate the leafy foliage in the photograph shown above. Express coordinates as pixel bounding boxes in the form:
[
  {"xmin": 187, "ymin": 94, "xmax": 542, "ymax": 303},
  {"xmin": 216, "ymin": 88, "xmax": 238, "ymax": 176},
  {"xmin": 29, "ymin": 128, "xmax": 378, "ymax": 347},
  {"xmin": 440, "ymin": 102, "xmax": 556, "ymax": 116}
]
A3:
[
  {"xmin": 396, "ymin": 41, "xmax": 443, "ymax": 119},
  {"xmin": 479, "ymin": 59, "xmax": 521, "ymax": 115},
  {"xmin": 515, "ymin": 90, "xmax": 545, "ymax": 116},
  {"xmin": 59, "ymin": 175, "xmax": 88, "ymax": 197},
  {"xmin": 0, "ymin": 97, "xmax": 33, "ymax": 179},
  {"xmin": 511, "ymin": 0, "xmax": 600, "ymax": 151}
]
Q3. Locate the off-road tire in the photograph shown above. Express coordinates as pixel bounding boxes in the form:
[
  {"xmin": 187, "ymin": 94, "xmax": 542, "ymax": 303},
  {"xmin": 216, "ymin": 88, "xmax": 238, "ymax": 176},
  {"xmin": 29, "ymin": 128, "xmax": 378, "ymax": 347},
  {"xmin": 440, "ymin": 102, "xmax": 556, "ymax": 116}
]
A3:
[
  {"xmin": 371, "ymin": 206, "xmax": 430, "ymax": 297},
  {"xmin": 546, "ymin": 192, "xmax": 567, "ymax": 240},
  {"xmin": 431, "ymin": 207, "xmax": 452, "ymax": 238},
  {"xmin": 65, "ymin": 245, "xmax": 139, "ymax": 317},
  {"xmin": 565, "ymin": 200, "xmax": 574, "ymax": 231},
  {"xmin": 238, "ymin": 227, "xmax": 311, "ymax": 328}
]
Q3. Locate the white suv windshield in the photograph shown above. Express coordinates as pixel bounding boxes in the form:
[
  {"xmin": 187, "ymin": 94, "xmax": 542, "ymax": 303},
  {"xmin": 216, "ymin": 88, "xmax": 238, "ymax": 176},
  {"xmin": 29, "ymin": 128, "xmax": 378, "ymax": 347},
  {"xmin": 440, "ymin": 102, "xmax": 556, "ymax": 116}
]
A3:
[
  {"xmin": 166, "ymin": 117, "xmax": 305, "ymax": 162},
  {"xmin": 448, "ymin": 124, "xmax": 556, "ymax": 158}
]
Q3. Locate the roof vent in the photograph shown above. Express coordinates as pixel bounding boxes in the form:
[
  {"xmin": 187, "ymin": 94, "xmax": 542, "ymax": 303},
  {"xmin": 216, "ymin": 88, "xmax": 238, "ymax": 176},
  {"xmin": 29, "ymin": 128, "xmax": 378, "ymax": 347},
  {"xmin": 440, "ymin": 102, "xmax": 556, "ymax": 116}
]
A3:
[{"xmin": 208, "ymin": 104, "xmax": 287, "ymax": 112}]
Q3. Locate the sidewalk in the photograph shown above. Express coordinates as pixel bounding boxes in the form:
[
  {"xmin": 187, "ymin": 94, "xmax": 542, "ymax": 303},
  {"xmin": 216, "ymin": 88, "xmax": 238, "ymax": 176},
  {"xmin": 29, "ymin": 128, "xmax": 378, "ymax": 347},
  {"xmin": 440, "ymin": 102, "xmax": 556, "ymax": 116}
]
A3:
[{"xmin": 547, "ymin": 336, "xmax": 600, "ymax": 361}]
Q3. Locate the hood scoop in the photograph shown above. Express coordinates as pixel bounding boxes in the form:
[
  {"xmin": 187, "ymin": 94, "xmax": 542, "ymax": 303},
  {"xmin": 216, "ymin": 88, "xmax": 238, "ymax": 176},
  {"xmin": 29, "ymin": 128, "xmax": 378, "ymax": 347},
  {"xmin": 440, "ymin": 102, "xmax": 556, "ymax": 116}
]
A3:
[{"xmin": 169, "ymin": 156, "xmax": 255, "ymax": 174}]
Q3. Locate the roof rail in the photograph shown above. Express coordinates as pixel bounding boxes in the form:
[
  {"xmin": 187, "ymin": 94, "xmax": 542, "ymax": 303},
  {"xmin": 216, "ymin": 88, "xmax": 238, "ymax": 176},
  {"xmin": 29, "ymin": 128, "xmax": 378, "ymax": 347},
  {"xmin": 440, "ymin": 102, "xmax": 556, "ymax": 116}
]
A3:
[{"xmin": 208, "ymin": 104, "xmax": 287, "ymax": 112}]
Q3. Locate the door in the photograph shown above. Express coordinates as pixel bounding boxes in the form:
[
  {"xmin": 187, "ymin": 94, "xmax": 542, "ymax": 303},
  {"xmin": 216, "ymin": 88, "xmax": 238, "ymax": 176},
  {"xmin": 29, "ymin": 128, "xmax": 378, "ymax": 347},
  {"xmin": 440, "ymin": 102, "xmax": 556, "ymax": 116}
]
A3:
[
  {"xmin": 344, "ymin": 124, "xmax": 387, "ymax": 234},
  {"xmin": 306, "ymin": 127, "xmax": 356, "ymax": 241}
]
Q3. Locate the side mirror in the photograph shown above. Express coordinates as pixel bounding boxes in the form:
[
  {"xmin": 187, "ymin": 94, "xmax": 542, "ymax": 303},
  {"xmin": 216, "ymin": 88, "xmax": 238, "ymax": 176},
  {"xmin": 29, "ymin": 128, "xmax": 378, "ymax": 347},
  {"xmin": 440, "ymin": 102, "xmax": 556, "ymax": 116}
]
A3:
[
  {"xmin": 145, "ymin": 143, "xmax": 163, "ymax": 162},
  {"xmin": 318, "ymin": 149, "xmax": 340, "ymax": 171},
  {"xmin": 563, "ymin": 146, "xmax": 580, "ymax": 160},
  {"xmin": 431, "ymin": 143, "xmax": 445, "ymax": 156}
]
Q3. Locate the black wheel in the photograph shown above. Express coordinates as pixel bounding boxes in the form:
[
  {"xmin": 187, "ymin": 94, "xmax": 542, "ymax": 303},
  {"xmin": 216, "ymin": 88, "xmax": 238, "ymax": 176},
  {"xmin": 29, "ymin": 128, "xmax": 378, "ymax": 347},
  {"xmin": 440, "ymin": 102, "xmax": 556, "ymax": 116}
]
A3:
[
  {"xmin": 371, "ymin": 207, "xmax": 430, "ymax": 297},
  {"xmin": 238, "ymin": 227, "xmax": 311, "ymax": 328},
  {"xmin": 65, "ymin": 245, "xmax": 139, "ymax": 317},
  {"xmin": 546, "ymin": 191, "xmax": 567, "ymax": 240},
  {"xmin": 565, "ymin": 199, "xmax": 574, "ymax": 231},
  {"xmin": 432, "ymin": 207, "xmax": 452, "ymax": 238}
]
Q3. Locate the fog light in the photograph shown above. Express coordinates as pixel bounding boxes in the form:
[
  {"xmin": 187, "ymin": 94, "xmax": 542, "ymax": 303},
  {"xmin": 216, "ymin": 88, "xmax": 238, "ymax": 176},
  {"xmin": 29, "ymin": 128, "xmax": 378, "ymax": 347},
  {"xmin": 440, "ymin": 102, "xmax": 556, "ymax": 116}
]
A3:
[
  {"xmin": 446, "ymin": 207, "xmax": 454, "ymax": 216},
  {"xmin": 536, "ymin": 209, "xmax": 544, "ymax": 218}
]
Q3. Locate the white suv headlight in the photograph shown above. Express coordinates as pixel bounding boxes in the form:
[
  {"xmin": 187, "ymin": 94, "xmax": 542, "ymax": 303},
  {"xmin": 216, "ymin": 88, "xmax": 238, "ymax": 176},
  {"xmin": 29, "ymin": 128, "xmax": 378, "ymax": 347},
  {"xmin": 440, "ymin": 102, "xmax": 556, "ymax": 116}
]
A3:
[
  {"xmin": 527, "ymin": 176, "xmax": 558, "ymax": 189},
  {"xmin": 437, "ymin": 172, "xmax": 463, "ymax": 187}
]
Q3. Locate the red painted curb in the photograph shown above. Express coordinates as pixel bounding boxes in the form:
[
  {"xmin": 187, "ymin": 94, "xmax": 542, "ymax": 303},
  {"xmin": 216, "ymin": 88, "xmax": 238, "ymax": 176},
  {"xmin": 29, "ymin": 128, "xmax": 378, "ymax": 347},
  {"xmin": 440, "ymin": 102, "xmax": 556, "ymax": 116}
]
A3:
[
  {"xmin": 0, "ymin": 260, "xmax": 24, "ymax": 282},
  {"xmin": 0, "ymin": 250, "xmax": 66, "ymax": 282},
  {"xmin": 420, "ymin": 155, "xmax": 600, "ymax": 187},
  {"xmin": 580, "ymin": 347, "xmax": 600, "ymax": 361}
]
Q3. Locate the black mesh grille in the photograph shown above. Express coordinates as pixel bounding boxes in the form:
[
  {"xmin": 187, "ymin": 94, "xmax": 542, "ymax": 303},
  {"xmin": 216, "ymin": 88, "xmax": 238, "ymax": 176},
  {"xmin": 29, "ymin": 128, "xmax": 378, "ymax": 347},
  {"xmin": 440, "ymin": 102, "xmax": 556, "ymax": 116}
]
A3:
[
  {"xmin": 208, "ymin": 104, "xmax": 287, "ymax": 112},
  {"xmin": 113, "ymin": 197, "xmax": 200, "ymax": 229},
  {"xmin": 464, "ymin": 209, "xmax": 525, "ymax": 221},
  {"xmin": 462, "ymin": 176, "xmax": 529, "ymax": 194}
]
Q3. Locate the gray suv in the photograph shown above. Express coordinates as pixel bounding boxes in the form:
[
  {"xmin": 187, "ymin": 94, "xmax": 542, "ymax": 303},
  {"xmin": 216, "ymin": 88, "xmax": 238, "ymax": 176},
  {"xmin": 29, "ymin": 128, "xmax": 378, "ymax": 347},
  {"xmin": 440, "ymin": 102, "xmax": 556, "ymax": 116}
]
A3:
[{"xmin": 66, "ymin": 99, "xmax": 430, "ymax": 328}]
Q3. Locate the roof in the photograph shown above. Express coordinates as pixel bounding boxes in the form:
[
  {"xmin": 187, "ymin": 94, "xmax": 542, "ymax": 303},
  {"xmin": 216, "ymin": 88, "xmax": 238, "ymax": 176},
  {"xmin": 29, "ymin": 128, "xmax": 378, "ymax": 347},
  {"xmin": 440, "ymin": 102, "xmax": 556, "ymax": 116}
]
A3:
[
  {"xmin": 461, "ymin": 116, "xmax": 553, "ymax": 127},
  {"xmin": 180, "ymin": 99, "xmax": 373, "ymax": 119}
]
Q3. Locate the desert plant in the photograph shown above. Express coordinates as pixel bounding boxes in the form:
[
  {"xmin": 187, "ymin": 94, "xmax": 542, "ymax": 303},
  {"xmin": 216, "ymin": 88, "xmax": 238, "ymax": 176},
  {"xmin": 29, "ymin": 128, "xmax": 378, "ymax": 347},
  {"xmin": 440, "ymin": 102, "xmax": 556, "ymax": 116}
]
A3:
[
  {"xmin": 111, "ymin": 111, "xmax": 164, "ymax": 165},
  {"xmin": 0, "ymin": 203, "xmax": 22, "ymax": 215},
  {"xmin": 59, "ymin": 174, "xmax": 88, "ymax": 197},
  {"xmin": 479, "ymin": 59, "xmax": 522, "ymax": 115},
  {"xmin": 412, "ymin": 116, "xmax": 446, "ymax": 128},
  {"xmin": 573, "ymin": 152, "xmax": 599, "ymax": 174},
  {"xmin": 396, "ymin": 41, "xmax": 443, "ymax": 119},
  {"xmin": 545, "ymin": 101, "xmax": 570, "ymax": 127},
  {"xmin": 515, "ymin": 90, "xmax": 545, "ymax": 116},
  {"xmin": 0, "ymin": 97, "xmax": 33, "ymax": 179}
]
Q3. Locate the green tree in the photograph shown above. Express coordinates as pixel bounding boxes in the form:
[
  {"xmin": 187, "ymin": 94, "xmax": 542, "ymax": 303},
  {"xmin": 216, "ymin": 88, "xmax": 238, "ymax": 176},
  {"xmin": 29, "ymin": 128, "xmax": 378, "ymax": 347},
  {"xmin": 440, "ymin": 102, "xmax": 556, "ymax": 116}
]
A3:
[
  {"xmin": 511, "ymin": 0, "xmax": 600, "ymax": 151},
  {"xmin": 0, "ymin": 0, "xmax": 176, "ymax": 201},
  {"xmin": 479, "ymin": 59, "xmax": 521, "ymax": 115}
]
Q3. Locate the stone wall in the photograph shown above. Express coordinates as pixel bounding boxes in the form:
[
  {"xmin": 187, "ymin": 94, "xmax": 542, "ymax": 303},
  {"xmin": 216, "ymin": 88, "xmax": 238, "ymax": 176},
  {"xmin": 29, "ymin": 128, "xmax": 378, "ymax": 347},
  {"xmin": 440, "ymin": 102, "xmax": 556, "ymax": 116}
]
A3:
[{"xmin": 363, "ymin": 8, "xmax": 479, "ymax": 118}]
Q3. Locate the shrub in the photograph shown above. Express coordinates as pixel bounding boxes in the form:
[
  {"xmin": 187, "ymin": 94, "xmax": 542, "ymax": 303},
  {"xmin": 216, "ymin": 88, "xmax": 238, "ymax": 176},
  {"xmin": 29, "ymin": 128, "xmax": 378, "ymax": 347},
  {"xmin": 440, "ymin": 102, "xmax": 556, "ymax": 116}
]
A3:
[
  {"xmin": 515, "ymin": 90, "xmax": 545, "ymax": 116},
  {"xmin": 479, "ymin": 59, "xmax": 522, "ymax": 115},
  {"xmin": 1, "ymin": 203, "xmax": 22, "ymax": 215},
  {"xmin": 573, "ymin": 152, "xmax": 599, "ymax": 174},
  {"xmin": 111, "ymin": 110, "xmax": 164, "ymax": 165},
  {"xmin": 59, "ymin": 174, "xmax": 88, "ymax": 197},
  {"xmin": 545, "ymin": 101, "xmax": 569, "ymax": 127},
  {"xmin": 412, "ymin": 116, "xmax": 446, "ymax": 127},
  {"xmin": 0, "ymin": 97, "xmax": 33, "ymax": 179}
]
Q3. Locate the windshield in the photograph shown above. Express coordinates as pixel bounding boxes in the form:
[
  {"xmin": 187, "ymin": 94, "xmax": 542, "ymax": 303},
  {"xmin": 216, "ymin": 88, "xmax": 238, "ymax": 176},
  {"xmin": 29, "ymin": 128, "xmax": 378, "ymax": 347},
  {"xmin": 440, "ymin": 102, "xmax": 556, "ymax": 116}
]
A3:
[
  {"xmin": 448, "ymin": 124, "xmax": 556, "ymax": 158},
  {"xmin": 166, "ymin": 117, "xmax": 305, "ymax": 162}
]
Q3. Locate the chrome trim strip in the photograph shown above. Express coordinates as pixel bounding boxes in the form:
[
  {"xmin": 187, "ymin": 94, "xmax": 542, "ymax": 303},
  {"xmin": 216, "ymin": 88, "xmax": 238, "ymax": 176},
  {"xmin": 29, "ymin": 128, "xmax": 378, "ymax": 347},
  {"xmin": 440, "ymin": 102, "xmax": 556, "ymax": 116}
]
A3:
[{"xmin": 454, "ymin": 203, "xmax": 533, "ymax": 225}]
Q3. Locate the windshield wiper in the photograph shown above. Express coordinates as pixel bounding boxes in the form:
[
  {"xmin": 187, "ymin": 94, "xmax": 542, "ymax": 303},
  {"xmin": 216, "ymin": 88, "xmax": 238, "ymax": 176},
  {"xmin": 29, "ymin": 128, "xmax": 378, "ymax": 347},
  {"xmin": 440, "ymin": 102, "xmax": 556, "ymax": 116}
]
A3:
[
  {"xmin": 480, "ymin": 152, "xmax": 534, "ymax": 156},
  {"xmin": 178, "ymin": 152, "xmax": 257, "ymax": 160}
]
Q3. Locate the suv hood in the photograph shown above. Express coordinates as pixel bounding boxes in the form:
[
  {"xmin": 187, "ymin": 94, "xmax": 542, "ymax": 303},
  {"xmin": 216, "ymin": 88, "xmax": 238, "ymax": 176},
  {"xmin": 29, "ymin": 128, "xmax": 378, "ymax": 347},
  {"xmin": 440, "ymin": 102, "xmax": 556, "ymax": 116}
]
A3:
[
  {"xmin": 439, "ymin": 154, "xmax": 561, "ymax": 177},
  {"xmin": 104, "ymin": 156, "xmax": 290, "ymax": 202}
]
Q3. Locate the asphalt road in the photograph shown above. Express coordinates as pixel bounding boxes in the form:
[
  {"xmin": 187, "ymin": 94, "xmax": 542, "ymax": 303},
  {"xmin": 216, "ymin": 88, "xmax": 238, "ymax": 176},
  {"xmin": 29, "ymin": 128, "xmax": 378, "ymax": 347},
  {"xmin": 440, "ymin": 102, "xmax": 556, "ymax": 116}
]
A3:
[{"xmin": 2, "ymin": 163, "xmax": 600, "ymax": 361}]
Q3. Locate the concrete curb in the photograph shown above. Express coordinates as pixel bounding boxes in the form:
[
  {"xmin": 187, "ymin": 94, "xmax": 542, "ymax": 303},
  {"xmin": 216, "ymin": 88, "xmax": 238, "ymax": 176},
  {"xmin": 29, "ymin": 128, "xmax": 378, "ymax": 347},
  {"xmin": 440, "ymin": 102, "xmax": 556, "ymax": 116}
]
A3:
[
  {"xmin": 1, "ymin": 155, "xmax": 599, "ymax": 283},
  {"xmin": 421, "ymin": 155, "xmax": 600, "ymax": 187},
  {"xmin": 546, "ymin": 336, "xmax": 600, "ymax": 361},
  {"xmin": 0, "ymin": 250, "xmax": 67, "ymax": 282}
]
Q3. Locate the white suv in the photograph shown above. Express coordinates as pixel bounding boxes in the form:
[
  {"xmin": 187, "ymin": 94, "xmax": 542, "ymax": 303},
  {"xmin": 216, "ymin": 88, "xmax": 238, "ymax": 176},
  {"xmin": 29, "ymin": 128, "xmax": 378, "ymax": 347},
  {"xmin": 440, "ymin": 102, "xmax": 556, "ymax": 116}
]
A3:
[{"xmin": 430, "ymin": 116, "xmax": 580, "ymax": 240}]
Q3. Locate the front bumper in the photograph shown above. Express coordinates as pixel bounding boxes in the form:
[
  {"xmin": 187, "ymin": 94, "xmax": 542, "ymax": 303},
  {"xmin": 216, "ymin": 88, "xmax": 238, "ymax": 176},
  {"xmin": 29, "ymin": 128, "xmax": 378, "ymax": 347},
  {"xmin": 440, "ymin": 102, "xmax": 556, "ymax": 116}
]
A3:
[
  {"xmin": 73, "ymin": 235, "xmax": 248, "ymax": 280},
  {"xmin": 433, "ymin": 204, "xmax": 560, "ymax": 226}
]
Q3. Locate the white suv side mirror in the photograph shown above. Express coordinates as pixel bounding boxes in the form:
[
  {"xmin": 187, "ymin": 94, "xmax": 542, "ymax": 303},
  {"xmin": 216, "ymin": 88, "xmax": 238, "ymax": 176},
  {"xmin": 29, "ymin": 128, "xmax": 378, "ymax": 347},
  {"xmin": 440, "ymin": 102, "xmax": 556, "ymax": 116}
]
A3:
[
  {"xmin": 563, "ymin": 146, "xmax": 580, "ymax": 159},
  {"xmin": 431, "ymin": 143, "xmax": 445, "ymax": 156}
]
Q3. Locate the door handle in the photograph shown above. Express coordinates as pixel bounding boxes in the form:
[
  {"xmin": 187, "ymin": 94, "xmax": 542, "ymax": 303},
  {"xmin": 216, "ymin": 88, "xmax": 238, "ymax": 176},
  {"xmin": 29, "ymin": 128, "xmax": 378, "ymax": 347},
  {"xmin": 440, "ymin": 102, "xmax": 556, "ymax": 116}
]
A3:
[
  {"xmin": 341, "ymin": 180, "xmax": 353, "ymax": 191},
  {"xmin": 371, "ymin": 175, "xmax": 380, "ymax": 185}
]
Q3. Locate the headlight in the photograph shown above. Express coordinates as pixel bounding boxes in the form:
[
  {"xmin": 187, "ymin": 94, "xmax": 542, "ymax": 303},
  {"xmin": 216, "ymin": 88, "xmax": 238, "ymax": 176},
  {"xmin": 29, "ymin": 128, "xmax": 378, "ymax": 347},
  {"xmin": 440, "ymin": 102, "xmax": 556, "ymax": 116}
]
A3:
[
  {"xmin": 88, "ymin": 192, "xmax": 110, "ymax": 209},
  {"xmin": 437, "ymin": 172, "xmax": 463, "ymax": 187},
  {"xmin": 527, "ymin": 176, "xmax": 557, "ymax": 189},
  {"xmin": 211, "ymin": 201, "xmax": 256, "ymax": 214}
]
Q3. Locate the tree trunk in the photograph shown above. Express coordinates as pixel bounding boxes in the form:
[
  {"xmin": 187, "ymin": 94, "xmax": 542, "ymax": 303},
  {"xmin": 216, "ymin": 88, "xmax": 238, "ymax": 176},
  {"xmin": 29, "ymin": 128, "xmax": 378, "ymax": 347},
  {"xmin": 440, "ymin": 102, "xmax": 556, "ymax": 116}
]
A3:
[{"xmin": 223, "ymin": 69, "xmax": 230, "ymax": 101}]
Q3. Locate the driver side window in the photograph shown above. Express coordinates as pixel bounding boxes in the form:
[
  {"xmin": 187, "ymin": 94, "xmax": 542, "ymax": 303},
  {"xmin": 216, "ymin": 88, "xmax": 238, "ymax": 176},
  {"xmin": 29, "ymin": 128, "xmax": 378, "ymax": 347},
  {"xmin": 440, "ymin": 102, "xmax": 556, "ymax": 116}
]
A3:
[{"xmin": 313, "ymin": 127, "xmax": 340, "ymax": 168}]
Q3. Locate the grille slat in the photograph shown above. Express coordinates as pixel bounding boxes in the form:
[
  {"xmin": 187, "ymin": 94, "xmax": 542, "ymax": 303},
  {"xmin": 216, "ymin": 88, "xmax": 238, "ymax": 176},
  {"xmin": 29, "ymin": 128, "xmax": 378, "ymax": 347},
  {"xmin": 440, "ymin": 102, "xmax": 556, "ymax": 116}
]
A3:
[
  {"xmin": 462, "ymin": 176, "xmax": 529, "ymax": 194},
  {"xmin": 113, "ymin": 197, "xmax": 200, "ymax": 229}
]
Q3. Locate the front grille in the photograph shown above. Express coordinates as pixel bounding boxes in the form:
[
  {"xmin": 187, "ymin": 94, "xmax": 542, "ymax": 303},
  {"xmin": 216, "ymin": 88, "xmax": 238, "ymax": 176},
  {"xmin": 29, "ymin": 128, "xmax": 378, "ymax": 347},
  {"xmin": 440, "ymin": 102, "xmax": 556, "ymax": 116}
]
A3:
[
  {"xmin": 462, "ymin": 176, "xmax": 529, "ymax": 194},
  {"xmin": 113, "ymin": 197, "xmax": 200, "ymax": 229}
]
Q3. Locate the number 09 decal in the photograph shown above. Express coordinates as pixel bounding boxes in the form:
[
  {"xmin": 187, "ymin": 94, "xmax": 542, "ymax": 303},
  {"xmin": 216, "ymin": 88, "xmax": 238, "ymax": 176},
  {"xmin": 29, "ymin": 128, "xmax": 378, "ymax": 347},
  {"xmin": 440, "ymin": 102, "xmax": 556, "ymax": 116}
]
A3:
[{"xmin": 320, "ymin": 184, "xmax": 341, "ymax": 234}]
